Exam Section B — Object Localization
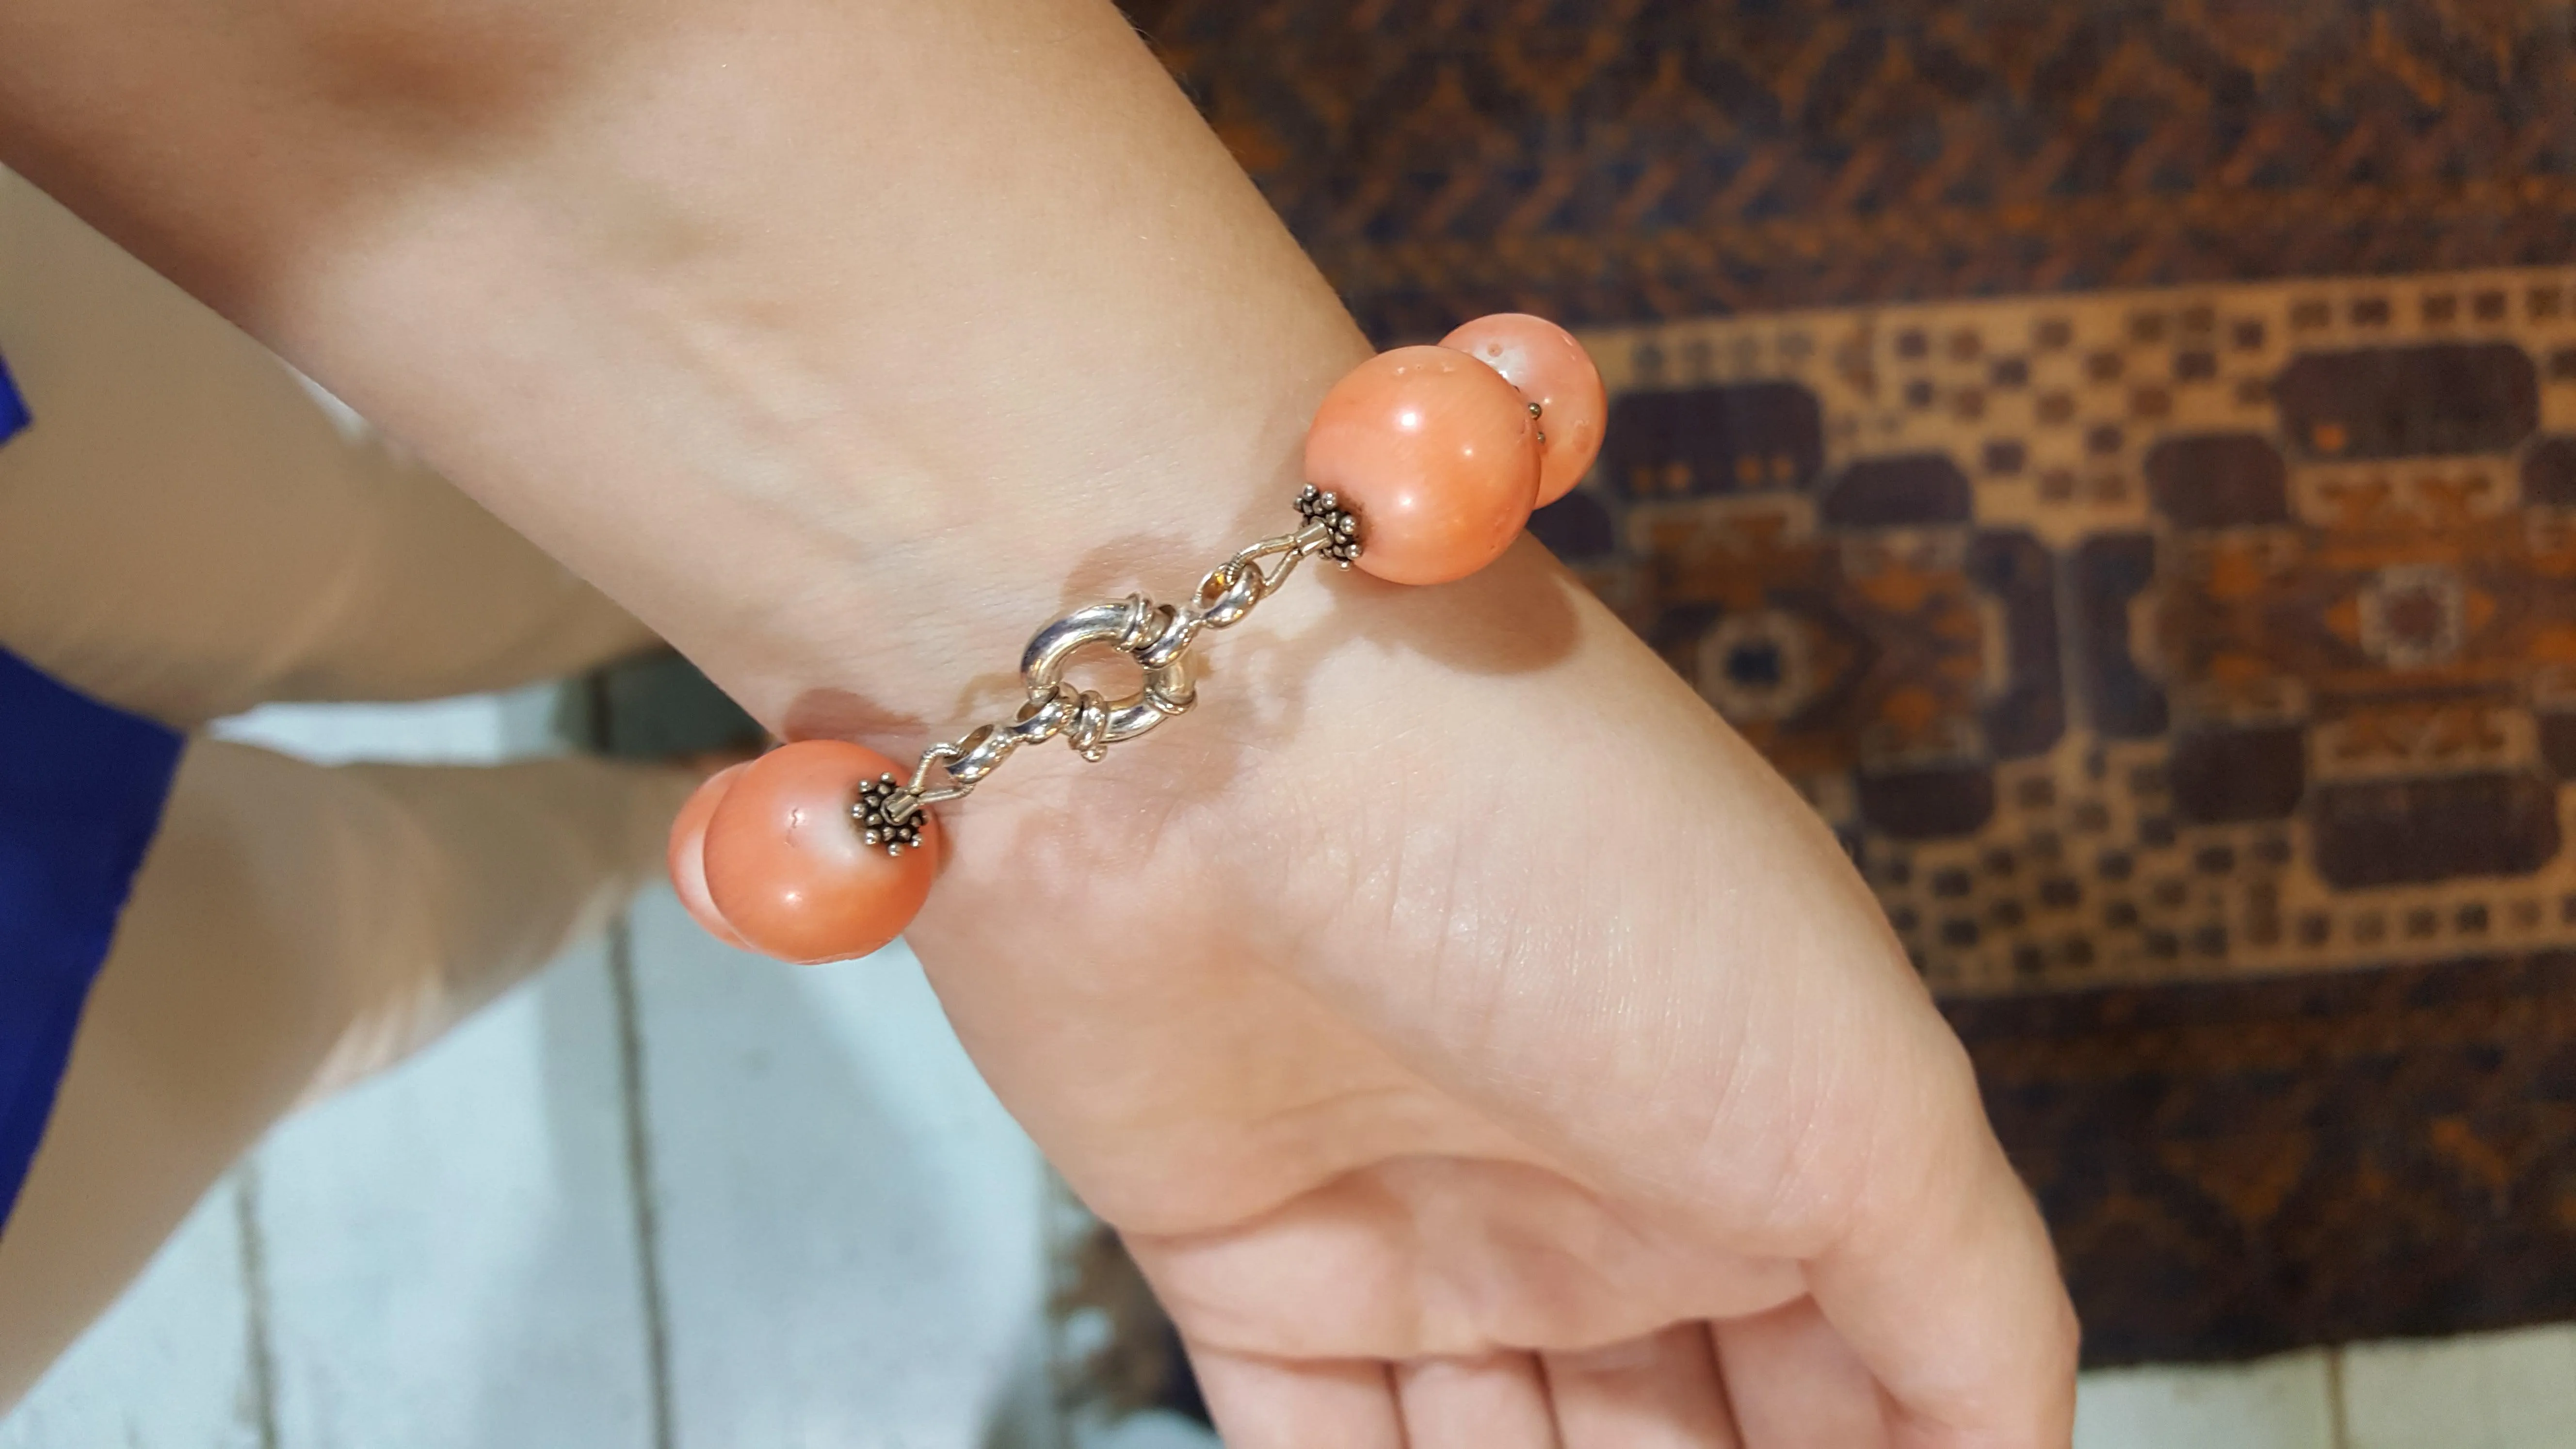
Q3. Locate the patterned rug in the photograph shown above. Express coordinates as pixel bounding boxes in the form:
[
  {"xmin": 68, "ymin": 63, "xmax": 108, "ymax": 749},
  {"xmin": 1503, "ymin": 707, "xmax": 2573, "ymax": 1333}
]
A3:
[{"xmin": 1072, "ymin": 0, "xmax": 2576, "ymax": 1374}]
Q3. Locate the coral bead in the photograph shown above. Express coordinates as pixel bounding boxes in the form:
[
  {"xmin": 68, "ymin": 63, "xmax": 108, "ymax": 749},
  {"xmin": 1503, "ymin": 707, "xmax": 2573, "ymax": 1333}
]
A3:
[
  {"xmin": 1439, "ymin": 313, "xmax": 1607, "ymax": 506},
  {"xmin": 701, "ymin": 740, "xmax": 938, "ymax": 965},
  {"xmin": 1304, "ymin": 344, "xmax": 1540, "ymax": 586},
  {"xmin": 667, "ymin": 762, "xmax": 752, "ymax": 948}
]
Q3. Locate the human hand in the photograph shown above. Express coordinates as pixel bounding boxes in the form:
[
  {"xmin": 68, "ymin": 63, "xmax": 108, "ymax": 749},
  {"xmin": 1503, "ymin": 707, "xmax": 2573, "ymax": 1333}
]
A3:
[{"xmin": 903, "ymin": 539, "xmax": 2077, "ymax": 1448}]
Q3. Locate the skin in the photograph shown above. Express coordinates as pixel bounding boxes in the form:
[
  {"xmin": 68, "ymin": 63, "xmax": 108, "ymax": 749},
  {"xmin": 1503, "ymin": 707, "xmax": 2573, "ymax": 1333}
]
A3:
[{"xmin": 0, "ymin": 0, "xmax": 2079, "ymax": 1441}]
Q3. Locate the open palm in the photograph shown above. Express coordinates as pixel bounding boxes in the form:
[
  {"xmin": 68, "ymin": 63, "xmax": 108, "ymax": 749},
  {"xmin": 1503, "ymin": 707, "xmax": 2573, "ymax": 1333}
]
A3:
[{"xmin": 901, "ymin": 546, "xmax": 2076, "ymax": 1448}]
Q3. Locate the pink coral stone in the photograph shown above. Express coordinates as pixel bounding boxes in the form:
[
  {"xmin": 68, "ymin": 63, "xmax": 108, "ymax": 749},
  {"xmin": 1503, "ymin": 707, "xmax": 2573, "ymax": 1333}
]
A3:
[
  {"xmin": 1304, "ymin": 345, "xmax": 1541, "ymax": 585},
  {"xmin": 701, "ymin": 740, "xmax": 938, "ymax": 964},
  {"xmin": 668, "ymin": 761, "xmax": 752, "ymax": 948},
  {"xmin": 1439, "ymin": 313, "xmax": 1607, "ymax": 506}
]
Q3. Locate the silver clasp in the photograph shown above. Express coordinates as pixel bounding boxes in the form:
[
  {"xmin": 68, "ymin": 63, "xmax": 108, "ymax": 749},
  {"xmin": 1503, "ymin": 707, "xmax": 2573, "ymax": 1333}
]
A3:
[{"xmin": 1019, "ymin": 594, "xmax": 1197, "ymax": 760}]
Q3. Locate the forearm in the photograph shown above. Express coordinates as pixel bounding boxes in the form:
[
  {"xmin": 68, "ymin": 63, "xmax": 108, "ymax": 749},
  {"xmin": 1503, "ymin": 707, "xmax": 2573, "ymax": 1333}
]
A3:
[
  {"xmin": 0, "ymin": 0, "xmax": 1911, "ymax": 1082},
  {"xmin": 0, "ymin": 0, "xmax": 1368, "ymax": 729},
  {"xmin": 1, "ymin": 0, "xmax": 1895, "ymax": 1155}
]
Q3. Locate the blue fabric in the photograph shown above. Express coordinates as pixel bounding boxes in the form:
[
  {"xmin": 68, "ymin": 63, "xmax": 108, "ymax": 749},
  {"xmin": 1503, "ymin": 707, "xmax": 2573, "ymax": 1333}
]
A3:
[
  {"xmin": 0, "ymin": 350, "xmax": 26, "ymax": 447},
  {"xmin": 0, "ymin": 354, "xmax": 185, "ymax": 1231},
  {"xmin": 0, "ymin": 649, "xmax": 182, "ymax": 1232}
]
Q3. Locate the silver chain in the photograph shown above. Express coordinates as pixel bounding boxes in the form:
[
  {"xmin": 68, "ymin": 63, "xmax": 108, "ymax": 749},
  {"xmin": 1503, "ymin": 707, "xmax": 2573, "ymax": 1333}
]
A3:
[{"xmin": 854, "ymin": 486, "xmax": 1362, "ymax": 849}]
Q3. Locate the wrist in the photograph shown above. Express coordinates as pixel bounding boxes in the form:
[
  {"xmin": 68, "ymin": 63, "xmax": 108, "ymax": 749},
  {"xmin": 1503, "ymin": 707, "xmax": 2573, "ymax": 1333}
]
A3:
[{"xmin": 744, "ymin": 318, "xmax": 1376, "ymax": 753}]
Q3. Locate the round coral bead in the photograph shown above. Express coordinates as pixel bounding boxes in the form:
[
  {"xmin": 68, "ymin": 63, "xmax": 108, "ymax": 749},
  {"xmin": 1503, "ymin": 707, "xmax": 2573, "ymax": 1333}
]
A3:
[
  {"xmin": 1439, "ymin": 313, "xmax": 1607, "ymax": 506},
  {"xmin": 701, "ymin": 740, "xmax": 939, "ymax": 965},
  {"xmin": 667, "ymin": 761, "xmax": 752, "ymax": 948},
  {"xmin": 1304, "ymin": 344, "xmax": 1540, "ymax": 586}
]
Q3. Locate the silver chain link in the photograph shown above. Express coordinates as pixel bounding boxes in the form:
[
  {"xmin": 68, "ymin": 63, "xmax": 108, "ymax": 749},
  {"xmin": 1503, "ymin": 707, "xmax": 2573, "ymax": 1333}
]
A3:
[{"xmin": 858, "ymin": 487, "xmax": 1361, "ymax": 844}]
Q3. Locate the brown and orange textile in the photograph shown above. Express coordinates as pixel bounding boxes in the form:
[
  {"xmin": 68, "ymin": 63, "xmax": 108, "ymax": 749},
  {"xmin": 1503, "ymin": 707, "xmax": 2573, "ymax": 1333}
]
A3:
[{"xmin": 1121, "ymin": 0, "xmax": 2576, "ymax": 1365}]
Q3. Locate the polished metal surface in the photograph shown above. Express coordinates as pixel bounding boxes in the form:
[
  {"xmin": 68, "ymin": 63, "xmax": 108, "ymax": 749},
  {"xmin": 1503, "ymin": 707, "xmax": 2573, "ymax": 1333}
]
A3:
[{"xmin": 868, "ymin": 492, "xmax": 1355, "ymax": 828}]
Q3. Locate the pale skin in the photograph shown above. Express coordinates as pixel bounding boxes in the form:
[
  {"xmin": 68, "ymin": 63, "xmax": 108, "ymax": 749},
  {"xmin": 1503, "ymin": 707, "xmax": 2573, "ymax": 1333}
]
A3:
[{"xmin": 0, "ymin": 0, "xmax": 2080, "ymax": 1442}]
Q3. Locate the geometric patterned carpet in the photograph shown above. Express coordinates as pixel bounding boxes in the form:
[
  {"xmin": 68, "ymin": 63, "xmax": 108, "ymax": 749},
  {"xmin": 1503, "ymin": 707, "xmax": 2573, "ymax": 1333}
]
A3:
[
  {"xmin": 1572, "ymin": 273, "xmax": 2576, "ymax": 995},
  {"xmin": 1115, "ymin": 0, "xmax": 2576, "ymax": 1367}
]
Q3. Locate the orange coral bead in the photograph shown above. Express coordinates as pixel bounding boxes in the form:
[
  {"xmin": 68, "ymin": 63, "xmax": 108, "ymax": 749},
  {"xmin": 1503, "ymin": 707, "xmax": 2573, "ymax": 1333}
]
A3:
[
  {"xmin": 701, "ymin": 740, "xmax": 938, "ymax": 965},
  {"xmin": 1304, "ymin": 344, "xmax": 1540, "ymax": 586},
  {"xmin": 667, "ymin": 761, "xmax": 751, "ymax": 948},
  {"xmin": 1439, "ymin": 313, "xmax": 1607, "ymax": 506}
]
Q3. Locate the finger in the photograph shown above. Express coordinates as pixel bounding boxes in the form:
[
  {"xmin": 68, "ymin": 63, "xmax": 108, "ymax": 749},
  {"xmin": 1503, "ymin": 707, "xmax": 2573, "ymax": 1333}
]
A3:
[
  {"xmin": 1544, "ymin": 1323, "xmax": 1741, "ymax": 1449},
  {"xmin": 1808, "ymin": 1108, "xmax": 2080, "ymax": 1449},
  {"xmin": 1713, "ymin": 1298, "xmax": 1890, "ymax": 1449},
  {"xmin": 1395, "ymin": 1350, "xmax": 1559, "ymax": 1449},
  {"xmin": 1186, "ymin": 1341, "xmax": 1403, "ymax": 1449}
]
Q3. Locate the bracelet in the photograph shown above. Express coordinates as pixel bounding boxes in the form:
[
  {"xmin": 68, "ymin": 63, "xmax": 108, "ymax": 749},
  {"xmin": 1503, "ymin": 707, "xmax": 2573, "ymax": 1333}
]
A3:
[{"xmin": 667, "ymin": 313, "xmax": 1606, "ymax": 963}]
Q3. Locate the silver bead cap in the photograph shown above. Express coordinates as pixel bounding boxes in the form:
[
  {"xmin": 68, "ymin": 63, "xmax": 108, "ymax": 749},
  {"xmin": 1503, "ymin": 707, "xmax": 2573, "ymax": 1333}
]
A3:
[
  {"xmin": 1294, "ymin": 484, "xmax": 1363, "ymax": 567},
  {"xmin": 852, "ymin": 773, "xmax": 929, "ymax": 855}
]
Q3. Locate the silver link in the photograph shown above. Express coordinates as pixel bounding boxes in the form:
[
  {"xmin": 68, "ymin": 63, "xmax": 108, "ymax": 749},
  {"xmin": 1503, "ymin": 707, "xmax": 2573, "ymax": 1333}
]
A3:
[
  {"xmin": 882, "ymin": 741, "xmax": 970, "ymax": 823},
  {"xmin": 1193, "ymin": 557, "xmax": 1268, "ymax": 628},
  {"xmin": 1058, "ymin": 690, "xmax": 1107, "ymax": 760},
  {"xmin": 1007, "ymin": 685, "xmax": 1079, "ymax": 744},
  {"xmin": 1133, "ymin": 607, "xmax": 1206, "ymax": 671},
  {"xmin": 946, "ymin": 723, "xmax": 1016, "ymax": 782}
]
